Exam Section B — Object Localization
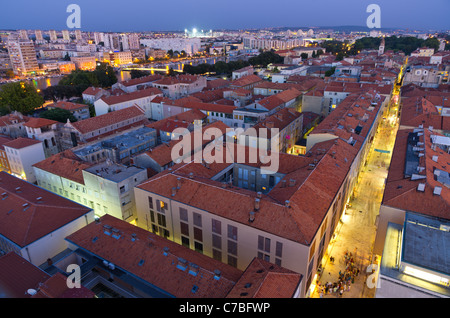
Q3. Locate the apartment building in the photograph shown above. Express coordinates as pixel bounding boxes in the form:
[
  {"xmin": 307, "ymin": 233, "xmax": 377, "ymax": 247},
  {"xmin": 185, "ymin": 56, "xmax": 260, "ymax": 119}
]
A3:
[
  {"xmin": 104, "ymin": 51, "xmax": 133, "ymax": 66},
  {"xmin": 152, "ymin": 75, "xmax": 207, "ymax": 99},
  {"xmin": 82, "ymin": 86, "xmax": 110, "ymax": 104},
  {"xmin": 0, "ymin": 112, "xmax": 30, "ymax": 138},
  {"xmin": 239, "ymin": 108, "xmax": 303, "ymax": 153},
  {"xmin": 112, "ymin": 74, "xmax": 163, "ymax": 93},
  {"xmin": 374, "ymin": 128, "xmax": 450, "ymax": 297},
  {"xmin": 0, "ymin": 171, "xmax": 94, "ymax": 266},
  {"xmin": 62, "ymin": 214, "xmax": 302, "ymax": 298},
  {"xmin": 3, "ymin": 137, "xmax": 45, "ymax": 183},
  {"xmin": 94, "ymin": 87, "xmax": 163, "ymax": 117},
  {"xmin": 0, "ymin": 136, "xmax": 13, "ymax": 173},
  {"xmin": 47, "ymin": 101, "xmax": 91, "ymax": 121},
  {"xmin": 232, "ymin": 66, "xmax": 255, "ymax": 80},
  {"xmin": 33, "ymin": 149, "xmax": 148, "ymax": 222},
  {"xmin": 59, "ymin": 105, "xmax": 148, "ymax": 150},
  {"xmin": 71, "ymin": 126, "xmax": 157, "ymax": 165},
  {"xmin": 23, "ymin": 117, "xmax": 59, "ymax": 158},
  {"xmin": 7, "ymin": 39, "xmax": 39, "ymax": 76},
  {"xmin": 71, "ymin": 56, "xmax": 97, "ymax": 71}
]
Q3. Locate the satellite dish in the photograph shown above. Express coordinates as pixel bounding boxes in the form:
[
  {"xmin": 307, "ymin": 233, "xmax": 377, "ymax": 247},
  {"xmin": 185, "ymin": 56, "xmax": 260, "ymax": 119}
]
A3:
[{"xmin": 27, "ymin": 289, "xmax": 37, "ymax": 296}]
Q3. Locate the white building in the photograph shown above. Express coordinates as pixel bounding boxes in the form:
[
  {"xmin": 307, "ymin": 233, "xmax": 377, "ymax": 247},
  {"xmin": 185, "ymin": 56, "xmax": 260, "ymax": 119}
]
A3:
[
  {"xmin": 3, "ymin": 137, "xmax": 45, "ymax": 183},
  {"xmin": 33, "ymin": 152, "xmax": 148, "ymax": 222},
  {"xmin": 0, "ymin": 171, "xmax": 94, "ymax": 267}
]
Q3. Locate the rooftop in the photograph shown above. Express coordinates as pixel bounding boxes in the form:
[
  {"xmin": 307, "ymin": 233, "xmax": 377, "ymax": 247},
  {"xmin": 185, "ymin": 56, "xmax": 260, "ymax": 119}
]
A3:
[
  {"xmin": 65, "ymin": 214, "xmax": 243, "ymax": 298},
  {"xmin": 84, "ymin": 161, "xmax": 146, "ymax": 183},
  {"xmin": 70, "ymin": 105, "xmax": 146, "ymax": 135},
  {"xmin": 0, "ymin": 171, "xmax": 92, "ymax": 247},
  {"xmin": 3, "ymin": 137, "xmax": 42, "ymax": 150}
]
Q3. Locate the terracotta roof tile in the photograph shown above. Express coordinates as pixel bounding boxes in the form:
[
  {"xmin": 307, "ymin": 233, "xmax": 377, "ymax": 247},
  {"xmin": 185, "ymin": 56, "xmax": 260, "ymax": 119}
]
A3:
[
  {"xmin": 65, "ymin": 214, "xmax": 243, "ymax": 298},
  {"xmin": 0, "ymin": 171, "xmax": 92, "ymax": 247},
  {"xmin": 3, "ymin": 137, "xmax": 42, "ymax": 149}
]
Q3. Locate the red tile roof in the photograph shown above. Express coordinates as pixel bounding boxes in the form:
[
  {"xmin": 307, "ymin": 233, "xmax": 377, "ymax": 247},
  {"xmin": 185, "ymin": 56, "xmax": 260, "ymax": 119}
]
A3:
[
  {"xmin": 33, "ymin": 149, "xmax": 93, "ymax": 184},
  {"xmin": 0, "ymin": 171, "xmax": 92, "ymax": 247},
  {"xmin": 48, "ymin": 101, "xmax": 89, "ymax": 111},
  {"xmin": 23, "ymin": 117, "xmax": 58, "ymax": 128},
  {"xmin": 70, "ymin": 105, "xmax": 145, "ymax": 134},
  {"xmin": 229, "ymin": 74, "xmax": 264, "ymax": 88},
  {"xmin": 119, "ymin": 74, "xmax": 163, "ymax": 87},
  {"xmin": 100, "ymin": 87, "xmax": 162, "ymax": 106},
  {"xmin": 3, "ymin": 137, "xmax": 42, "ymax": 149},
  {"xmin": 0, "ymin": 113, "xmax": 30, "ymax": 127},
  {"xmin": 138, "ymin": 138, "xmax": 358, "ymax": 245},
  {"xmin": 0, "ymin": 252, "xmax": 51, "ymax": 298},
  {"xmin": 65, "ymin": 214, "xmax": 243, "ymax": 298},
  {"xmin": 226, "ymin": 257, "xmax": 302, "ymax": 298},
  {"xmin": 82, "ymin": 86, "xmax": 106, "ymax": 96},
  {"xmin": 153, "ymin": 74, "xmax": 202, "ymax": 86},
  {"xmin": 382, "ymin": 128, "xmax": 449, "ymax": 218},
  {"xmin": 31, "ymin": 272, "xmax": 96, "ymax": 298}
]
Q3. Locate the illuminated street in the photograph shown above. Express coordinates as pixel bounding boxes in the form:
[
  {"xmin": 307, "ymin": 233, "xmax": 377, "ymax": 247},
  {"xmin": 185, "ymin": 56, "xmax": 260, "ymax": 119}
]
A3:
[{"xmin": 310, "ymin": 87, "xmax": 401, "ymax": 298}]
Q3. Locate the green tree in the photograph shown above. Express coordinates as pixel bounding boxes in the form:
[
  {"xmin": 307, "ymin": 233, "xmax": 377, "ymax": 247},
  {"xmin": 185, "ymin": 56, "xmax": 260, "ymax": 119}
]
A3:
[
  {"xmin": 0, "ymin": 82, "xmax": 44, "ymax": 114},
  {"xmin": 301, "ymin": 53, "xmax": 308, "ymax": 60},
  {"xmin": 167, "ymin": 49, "xmax": 174, "ymax": 58},
  {"xmin": 130, "ymin": 69, "xmax": 150, "ymax": 79},
  {"xmin": 325, "ymin": 66, "xmax": 336, "ymax": 77},
  {"xmin": 40, "ymin": 108, "xmax": 77, "ymax": 123}
]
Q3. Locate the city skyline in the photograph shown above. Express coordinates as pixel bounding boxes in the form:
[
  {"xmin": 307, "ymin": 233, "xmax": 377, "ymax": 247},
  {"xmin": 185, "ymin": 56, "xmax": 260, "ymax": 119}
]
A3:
[{"xmin": 1, "ymin": 0, "xmax": 449, "ymax": 32}]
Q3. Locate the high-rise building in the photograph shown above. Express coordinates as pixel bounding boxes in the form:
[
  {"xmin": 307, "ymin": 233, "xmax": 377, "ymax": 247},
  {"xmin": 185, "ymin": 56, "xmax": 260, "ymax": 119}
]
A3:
[
  {"xmin": 34, "ymin": 30, "xmax": 43, "ymax": 42},
  {"xmin": 120, "ymin": 34, "xmax": 129, "ymax": 51},
  {"xmin": 49, "ymin": 30, "xmax": 57, "ymax": 42},
  {"xmin": 75, "ymin": 29, "xmax": 82, "ymax": 42},
  {"xmin": 62, "ymin": 30, "xmax": 70, "ymax": 42},
  {"xmin": 128, "ymin": 33, "xmax": 140, "ymax": 50},
  {"xmin": 18, "ymin": 30, "xmax": 28, "ymax": 40},
  {"xmin": 7, "ymin": 39, "xmax": 39, "ymax": 76}
]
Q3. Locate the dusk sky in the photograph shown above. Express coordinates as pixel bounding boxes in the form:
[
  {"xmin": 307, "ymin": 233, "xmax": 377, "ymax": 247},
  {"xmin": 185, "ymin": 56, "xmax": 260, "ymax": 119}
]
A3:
[{"xmin": 1, "ymin": 0, "xmax": 449, "ymax": 32}]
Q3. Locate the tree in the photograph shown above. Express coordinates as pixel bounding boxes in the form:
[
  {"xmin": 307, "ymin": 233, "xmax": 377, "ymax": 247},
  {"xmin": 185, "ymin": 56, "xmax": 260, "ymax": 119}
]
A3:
[
  {"xmin": 325, "ymin": 66, "xmax": 336, "ymax": 77},
  {"xmin": 130, "ymin": 69, "xmax": 150, "ymax": 79},
  {"xmin": 167, "ymin": 49, "xmax": 174, "ymax": 58},
  {"xmin": 63, "ymin": 53, "xmax": 71, "ymax": 61},
  {"xmin": 301, "ymin": 53, "xmax": 308, "ymax": 60},
  {"xmin": 40, "ymin": 108, "xmax": 77, "ymax": 123},
  {"xmin": 0, "ymin": 82, "xmax": 44, "ymax": 114}
]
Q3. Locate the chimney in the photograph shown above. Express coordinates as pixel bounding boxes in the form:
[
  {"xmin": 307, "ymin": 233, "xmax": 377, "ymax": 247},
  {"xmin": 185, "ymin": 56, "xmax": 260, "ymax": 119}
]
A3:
[
  {"xmin": 249, "ymin": 211, "xmax": 255, "ymax": 223},
  {"xmin": 189, "ymin": 172, "xmax": 194, "ymax": 179},
  {"xmin": 285, "ymin": 200, "xmax": 290, "ymax": 208},
  {"xmin": 177, "ymin": 177, "xmax": 182, "ymax": 189},
  {"xmin": 254, "ymin": 198, "xmax": 260, "ymax": 211},
  {"xmin": 257, "ymin": 191, "xmax": 262, "ymax": 199},
  {"xmin": 171, "ymin": 187, "xmax": 177, "ymax": 196}
]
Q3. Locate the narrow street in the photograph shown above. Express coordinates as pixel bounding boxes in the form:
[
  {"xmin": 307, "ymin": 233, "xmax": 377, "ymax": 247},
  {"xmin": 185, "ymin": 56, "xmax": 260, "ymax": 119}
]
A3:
[{"xmin": 310, "ymin": 89, "xmax": 401, "ymax": 298}]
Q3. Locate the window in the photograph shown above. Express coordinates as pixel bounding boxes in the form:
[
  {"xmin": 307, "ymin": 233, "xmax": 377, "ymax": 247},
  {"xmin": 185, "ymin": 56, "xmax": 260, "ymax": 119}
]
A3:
[
  {"xmin": 212, "ymin": 219, "xmax": 221, "ymax": 234},
  {"xmin": 194, "ymin": 227, "xmax": 203, "ymax": 241},
  {"xmin": 194, "ymin": 241, "xmax": 203, "ymax": 253},
  {"xmin": 212, "ymin": 234, "xmax": 222, "ymax": 249},
  {"xmin": 213, "ymin": 249, "xmax": 222, "ymax": 261},
  {"xmin": 228, "ymin": 255, "xmax": 237, "ymax": 267},
  {"xmin": 258, "ymin": 236, "xmax": 271, "ymax": 253},
  {"xmin": 228, "ymin": 240, "xmax": 237, "ymax": 255},
  {"xmin": 180, "ymin": 207, "xmax": 188, "ymax": 222},
  {"xmin": 228, "ymin": 225, "xmax": 237, "ymax": 240},
  {"xmin": 157, "ymin": 213, "xmax": 166, "ymax": 227},
  {"xmin": 193, "ymin": 212, "xmax": 202, "ymax": 227},
  {"xmin": 180, "ymin": 222, "xmax": 189, "ymax": 236},
  {"xmin": 149, "ymin": 197, "xmax": 155, "ymax": 210},
  {"xmin": 181, "ymin": 236, "xmax": 190, "ymax": 248},
  {"xmin": 275, "ymin": 241, "xmax": 283, "ymax": 258}
]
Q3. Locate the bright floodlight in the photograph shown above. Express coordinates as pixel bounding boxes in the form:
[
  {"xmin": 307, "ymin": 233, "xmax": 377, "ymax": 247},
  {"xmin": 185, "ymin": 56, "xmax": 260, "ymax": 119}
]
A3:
[{"xmin": 193, "ymin": 28, "xmax": 197, "ymax": 34}]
